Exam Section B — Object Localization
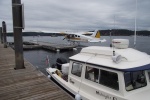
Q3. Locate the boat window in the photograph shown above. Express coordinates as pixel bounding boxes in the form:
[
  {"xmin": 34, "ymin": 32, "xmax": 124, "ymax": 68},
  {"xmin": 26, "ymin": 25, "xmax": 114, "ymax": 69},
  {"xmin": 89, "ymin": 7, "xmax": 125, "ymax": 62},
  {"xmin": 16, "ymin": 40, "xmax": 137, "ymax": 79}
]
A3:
[
  {"xmin": 124, "ymin": 71, "xmax": 147, "ymax": 91},
  {"xmin": 71, "ymin": 62, "xmax": 82, "ymax": 77},
  {"xmin": 99, "ymin": 70, "xmax": 119, "ymax": 90},
  {"xmin": 85, "ymin": 66, "xmax": 99, "ymax": 83}
]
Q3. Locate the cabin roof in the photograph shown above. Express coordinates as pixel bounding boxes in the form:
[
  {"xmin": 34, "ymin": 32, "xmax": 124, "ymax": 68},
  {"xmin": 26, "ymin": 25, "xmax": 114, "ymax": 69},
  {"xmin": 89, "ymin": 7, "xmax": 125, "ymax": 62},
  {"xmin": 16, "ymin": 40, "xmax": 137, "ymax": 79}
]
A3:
[{"xmin": 69, "ymin": 46, "xmax": 150, "ymax": 72}]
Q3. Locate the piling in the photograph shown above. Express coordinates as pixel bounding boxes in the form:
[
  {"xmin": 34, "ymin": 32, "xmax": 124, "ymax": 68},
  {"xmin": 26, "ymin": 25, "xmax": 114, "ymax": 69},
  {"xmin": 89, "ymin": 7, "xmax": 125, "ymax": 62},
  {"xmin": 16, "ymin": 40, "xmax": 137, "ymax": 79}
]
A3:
[
  {"xmin": 0, "ymin": 27, "xmax": 3, "ymax": 43},
  {"xmin": 2, "ymin": 21, "xmax": 7, "ymax": 48},
  {"xmin": 12, "ymin": 0, "xmax": 25, "ymax": 69}
]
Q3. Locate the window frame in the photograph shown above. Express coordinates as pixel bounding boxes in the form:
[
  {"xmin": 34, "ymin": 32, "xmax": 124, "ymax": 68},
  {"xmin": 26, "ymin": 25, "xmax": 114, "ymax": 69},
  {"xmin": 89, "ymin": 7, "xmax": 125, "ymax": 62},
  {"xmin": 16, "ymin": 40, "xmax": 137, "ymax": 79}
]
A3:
[
  {"xmin": 71, "ymin": 62, "xmax": 83, "ymax": 77},
  {"xmin": 99, "ymin": 69, "xmax": 119, "ymax": 90},
  {"xmin": 147, "ymin": 70, "xmax": 150, "ymax": 82},
  {"xmin": 85, "ymin": 66, "xmax": 100, "ymax": 83},
  {"xmin": 84, "ymin": 65, "xmax": 119, "ymax": 90},
  {"xmin": 124, "ymin": 71, "xmax": 147, "ymax": 91}
]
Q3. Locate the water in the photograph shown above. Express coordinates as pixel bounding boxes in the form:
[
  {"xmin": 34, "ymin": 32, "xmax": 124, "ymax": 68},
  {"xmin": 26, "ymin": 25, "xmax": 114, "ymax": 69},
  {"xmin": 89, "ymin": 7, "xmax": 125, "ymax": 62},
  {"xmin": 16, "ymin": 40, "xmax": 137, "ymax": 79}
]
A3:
[{"xmin": 7, "ymin": 36, "xmax": 150, "ymax": 74}]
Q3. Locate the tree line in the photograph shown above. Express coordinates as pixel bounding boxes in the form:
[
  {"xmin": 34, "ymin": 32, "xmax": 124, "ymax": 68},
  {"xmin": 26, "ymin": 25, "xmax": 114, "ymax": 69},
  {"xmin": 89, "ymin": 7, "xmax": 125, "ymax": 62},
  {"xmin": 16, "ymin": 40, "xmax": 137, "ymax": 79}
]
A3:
[
  {"xmin": 7, "ymin": 29, "xmax": 150, "ymax": 36},
  {"xmin": 100, "ymin": 29, "xmax": 150, "ymax": 36}
]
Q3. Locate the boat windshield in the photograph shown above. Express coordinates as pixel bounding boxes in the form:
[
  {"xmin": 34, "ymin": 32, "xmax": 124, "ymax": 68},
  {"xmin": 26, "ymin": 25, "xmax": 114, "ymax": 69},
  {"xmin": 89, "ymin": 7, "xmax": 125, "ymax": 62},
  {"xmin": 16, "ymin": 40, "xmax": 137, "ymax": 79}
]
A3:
[{"xmin": 124, "ymin": 71, "xmax": 147, "ymax": 91}]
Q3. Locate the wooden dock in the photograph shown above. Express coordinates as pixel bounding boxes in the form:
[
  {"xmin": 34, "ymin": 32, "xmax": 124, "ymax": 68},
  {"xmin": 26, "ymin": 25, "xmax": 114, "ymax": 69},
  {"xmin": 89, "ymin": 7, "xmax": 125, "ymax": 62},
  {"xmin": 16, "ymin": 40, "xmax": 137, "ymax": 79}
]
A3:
[
  {"xmin": 9, "ymin": 41, "xmax": 77, "ymax": 51},
  {"xmin": 0, "ymin": 43, "xmax": 73, "ymax": 100}
]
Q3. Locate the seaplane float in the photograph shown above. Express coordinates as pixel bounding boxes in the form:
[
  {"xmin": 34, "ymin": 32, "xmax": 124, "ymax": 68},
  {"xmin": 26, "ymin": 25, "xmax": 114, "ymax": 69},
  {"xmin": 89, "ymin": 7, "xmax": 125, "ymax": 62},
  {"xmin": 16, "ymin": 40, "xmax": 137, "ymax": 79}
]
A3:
[{"xmin": 46, "ymin": 39, "xmax": 150, "ymax": 100}]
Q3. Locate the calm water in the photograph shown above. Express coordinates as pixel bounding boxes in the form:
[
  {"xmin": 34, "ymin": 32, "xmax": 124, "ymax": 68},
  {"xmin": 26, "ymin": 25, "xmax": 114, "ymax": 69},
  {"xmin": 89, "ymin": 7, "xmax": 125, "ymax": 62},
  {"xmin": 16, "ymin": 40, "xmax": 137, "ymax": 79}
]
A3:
[{"xmin": 7, "ymin": 36, "xmax": 150, "ymax": 74}]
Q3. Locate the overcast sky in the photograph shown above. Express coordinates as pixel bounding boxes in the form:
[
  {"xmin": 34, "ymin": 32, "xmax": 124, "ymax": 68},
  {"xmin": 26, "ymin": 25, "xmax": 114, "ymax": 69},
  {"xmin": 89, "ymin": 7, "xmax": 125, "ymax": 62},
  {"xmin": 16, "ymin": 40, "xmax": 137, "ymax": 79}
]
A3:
[{"xmin": 0, "ymin": 0, "xmax": 150, "ymax": 32}]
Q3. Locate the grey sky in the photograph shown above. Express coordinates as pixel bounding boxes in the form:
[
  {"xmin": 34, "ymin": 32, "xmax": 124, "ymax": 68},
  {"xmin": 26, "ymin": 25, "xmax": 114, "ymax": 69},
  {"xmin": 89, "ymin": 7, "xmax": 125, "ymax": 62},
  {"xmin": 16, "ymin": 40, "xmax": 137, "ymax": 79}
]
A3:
[{"xmin": 0, "ymin": 0, "xmax": 150, "ymax": 32}]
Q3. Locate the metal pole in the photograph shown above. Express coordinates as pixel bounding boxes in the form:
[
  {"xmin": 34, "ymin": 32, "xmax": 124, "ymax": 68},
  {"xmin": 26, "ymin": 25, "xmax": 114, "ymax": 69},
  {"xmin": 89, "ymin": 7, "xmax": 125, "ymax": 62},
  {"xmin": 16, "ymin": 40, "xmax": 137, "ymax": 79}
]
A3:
[
  {"xmin": 134, "ymin": 0, "xmax": 137, "ymax": 48},
  {"xmin": 2, "ymin": 21, "xmax": 7, "ymax": 48},
  {"xmin": 0, "ymin": 27, "xmax": 3, "ymax": 43},
  {"xmin": 12, "ymin": 0, "xmax": 25, "ymax": 69}
]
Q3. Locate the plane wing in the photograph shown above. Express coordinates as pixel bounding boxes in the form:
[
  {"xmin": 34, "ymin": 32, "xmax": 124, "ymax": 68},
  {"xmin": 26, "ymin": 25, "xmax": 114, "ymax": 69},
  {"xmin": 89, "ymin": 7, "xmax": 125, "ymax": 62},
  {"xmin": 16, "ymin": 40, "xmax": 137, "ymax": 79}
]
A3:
[{"xmin": 60, "ymin": 31, "xmax": 93, "ymax": 35}]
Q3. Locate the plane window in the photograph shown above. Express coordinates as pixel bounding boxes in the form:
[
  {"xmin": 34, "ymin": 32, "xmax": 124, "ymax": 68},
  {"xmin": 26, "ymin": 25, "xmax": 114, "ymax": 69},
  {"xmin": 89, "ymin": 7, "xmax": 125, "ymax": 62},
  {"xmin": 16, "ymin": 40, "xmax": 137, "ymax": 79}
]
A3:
[
  {"xmin": 100, "ymin": 70, "xmax": 119, "ymax": 90},
  {"xmin": 71, "ymin": 62, "xmax": 82, "ymax": 77},
  {"xmin": 85, "ymin": 66, "xmax": 99, "ymax": 83},
  {"xmin": 70, "ymin": 35, "xmax": 73, "ymax": 37},
  {"xmin": 124, "ymin": 71, "xmax": 147, "ymax": 91},
  {"xmin": 75, "ymin": 35, "xmax": 77, "ymax": 37},
  {"xmin": 78, "ymin": 36, "xmax": 80, "ymax": 37}
]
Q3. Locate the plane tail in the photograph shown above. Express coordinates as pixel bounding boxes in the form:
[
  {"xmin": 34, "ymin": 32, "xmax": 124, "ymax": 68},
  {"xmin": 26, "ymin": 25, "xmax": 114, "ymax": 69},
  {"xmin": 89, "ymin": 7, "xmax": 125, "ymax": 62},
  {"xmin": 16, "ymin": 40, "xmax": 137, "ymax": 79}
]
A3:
[{"xmin": 91, "ymin": 30, "xmax": 100, "ymax": 38}]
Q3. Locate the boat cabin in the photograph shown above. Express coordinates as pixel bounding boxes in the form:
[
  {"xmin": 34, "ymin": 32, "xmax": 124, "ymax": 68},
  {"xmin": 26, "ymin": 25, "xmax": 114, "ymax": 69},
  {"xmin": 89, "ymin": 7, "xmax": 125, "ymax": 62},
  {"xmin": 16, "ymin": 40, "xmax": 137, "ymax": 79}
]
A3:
[{"xmin": 47, "ymin": 39, "xmax": 150, "ymax": 100}]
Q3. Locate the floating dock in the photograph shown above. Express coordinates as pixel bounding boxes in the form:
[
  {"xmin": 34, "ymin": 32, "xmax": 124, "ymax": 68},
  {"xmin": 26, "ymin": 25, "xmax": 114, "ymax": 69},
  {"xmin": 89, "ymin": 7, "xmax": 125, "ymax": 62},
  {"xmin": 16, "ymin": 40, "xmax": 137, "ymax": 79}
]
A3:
[
  {"xmin": 0, "ymin": 43, "xmax": 73, "ymax": 100},
  {"xmin": 39, "ymin": 42, "xmax": 77, "ymax": 51},
  {"xmin": 9, "ymin": 41, "xmax": 77, "ymax": 51}
]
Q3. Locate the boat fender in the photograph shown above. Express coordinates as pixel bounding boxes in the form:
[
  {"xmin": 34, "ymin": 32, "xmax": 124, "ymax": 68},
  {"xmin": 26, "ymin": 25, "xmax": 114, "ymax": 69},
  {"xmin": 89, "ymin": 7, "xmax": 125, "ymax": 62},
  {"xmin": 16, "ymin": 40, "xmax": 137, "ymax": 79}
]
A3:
[
  {"xmin": 75, "ymin": 93, "xmax": 81, "ymax": 100},
  {"xmin": 55, "ymin": 70, "xmax": 62, "ymax": 77},
  {"xmin": 47, "ymin": 75, "xmax": 51, "ymax": 78}
]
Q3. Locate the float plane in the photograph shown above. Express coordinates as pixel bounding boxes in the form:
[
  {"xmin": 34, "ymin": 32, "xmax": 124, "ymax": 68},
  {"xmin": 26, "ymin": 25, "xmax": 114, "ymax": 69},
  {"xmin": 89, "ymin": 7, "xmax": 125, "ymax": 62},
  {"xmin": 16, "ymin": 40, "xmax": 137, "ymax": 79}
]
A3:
[{"xmin": 61, "ymin": 30, "xmax": 106, "ymax": 45}]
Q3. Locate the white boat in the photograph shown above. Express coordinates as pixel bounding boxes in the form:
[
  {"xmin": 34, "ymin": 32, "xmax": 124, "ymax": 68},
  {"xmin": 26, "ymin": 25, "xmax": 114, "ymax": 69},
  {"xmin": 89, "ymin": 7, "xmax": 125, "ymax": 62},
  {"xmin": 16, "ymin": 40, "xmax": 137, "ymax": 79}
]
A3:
[{"xmin": 46, "ymin": 39, "xmax": 150, "ymax": 100}]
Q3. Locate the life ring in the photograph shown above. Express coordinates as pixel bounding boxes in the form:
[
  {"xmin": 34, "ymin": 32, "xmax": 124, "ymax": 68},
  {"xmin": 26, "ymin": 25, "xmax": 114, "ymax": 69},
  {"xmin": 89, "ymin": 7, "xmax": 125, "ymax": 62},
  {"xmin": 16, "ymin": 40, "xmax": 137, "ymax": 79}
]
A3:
[{"xmin": 55, "ymin": 70, "xmax": 62, "ymax": 77}]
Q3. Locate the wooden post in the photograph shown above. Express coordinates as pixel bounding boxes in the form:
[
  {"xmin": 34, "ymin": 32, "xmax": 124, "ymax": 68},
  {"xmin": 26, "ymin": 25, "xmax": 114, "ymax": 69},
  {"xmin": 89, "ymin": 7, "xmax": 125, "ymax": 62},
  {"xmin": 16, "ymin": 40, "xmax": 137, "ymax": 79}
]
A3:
[
  {"xmin": 12, "ymin": 0, "xmax": 25, "ymax": 69},
  {"xmin": 0, "ymin": 27, "xmax": 3, "ymax": 43},
  {"xmin": 2, "ymin": 21, "xmax": 7, "ymax": 48}
]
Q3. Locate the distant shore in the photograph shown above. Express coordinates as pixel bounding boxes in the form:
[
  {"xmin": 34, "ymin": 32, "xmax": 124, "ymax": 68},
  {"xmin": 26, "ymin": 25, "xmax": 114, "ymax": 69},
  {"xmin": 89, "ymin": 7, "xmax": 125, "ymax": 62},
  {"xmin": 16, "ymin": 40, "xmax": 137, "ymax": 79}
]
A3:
[{"xmin": 7, "ymin": 29, "xmax": 150, "ymax": 36}]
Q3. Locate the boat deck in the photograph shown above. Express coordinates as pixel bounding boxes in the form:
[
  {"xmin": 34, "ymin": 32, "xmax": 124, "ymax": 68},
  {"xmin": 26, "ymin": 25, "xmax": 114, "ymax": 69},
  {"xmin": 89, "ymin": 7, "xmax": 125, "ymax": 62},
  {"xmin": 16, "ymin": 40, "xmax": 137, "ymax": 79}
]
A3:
[{"xmin": 0, "ymin": 43, "xmax": 73, "ymax": 100}]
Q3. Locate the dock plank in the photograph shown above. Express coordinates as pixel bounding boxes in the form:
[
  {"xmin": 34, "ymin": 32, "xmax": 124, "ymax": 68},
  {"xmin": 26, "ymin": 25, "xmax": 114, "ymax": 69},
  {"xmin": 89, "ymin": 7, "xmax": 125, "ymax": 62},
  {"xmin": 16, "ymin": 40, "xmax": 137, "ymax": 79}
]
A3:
[{"xmin": 0, "ymin": 43, "xmax": 73, "ymax": 100}]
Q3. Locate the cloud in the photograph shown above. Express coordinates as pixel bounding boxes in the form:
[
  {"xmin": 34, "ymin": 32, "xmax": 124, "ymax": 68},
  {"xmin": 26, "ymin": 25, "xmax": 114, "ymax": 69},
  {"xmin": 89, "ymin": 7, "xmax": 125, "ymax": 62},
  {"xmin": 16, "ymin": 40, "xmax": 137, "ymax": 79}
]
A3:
[{"xmin": 0, "ymin": 0, "xmax": 150, "ymax": 32}]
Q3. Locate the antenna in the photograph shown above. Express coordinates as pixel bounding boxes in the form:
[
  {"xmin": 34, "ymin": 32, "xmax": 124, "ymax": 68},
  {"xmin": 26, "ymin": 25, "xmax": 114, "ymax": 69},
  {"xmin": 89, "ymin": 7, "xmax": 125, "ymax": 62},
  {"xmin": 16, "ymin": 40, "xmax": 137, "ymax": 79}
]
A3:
[
  {"xmin": 110, "ymin": 15, "xmax": 115, "ymax": 47},
  {"xmin": 114, "ymin": 15, "xmax": 116, "ymax": 30},
  {"xmin": 110, "ymin": 29, "xmax": 112, "ymax": 47},
  {"xmin": 110, "ymin": 16, "xmax": 116, "ymax": 55},
  {"xmin": 134, "ymin": 0, "xmax": 137, "ymax": 48},
  {"xmin": 112, "ymin": 39, "xmax": 115, "ymax": 56}
]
